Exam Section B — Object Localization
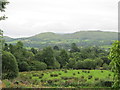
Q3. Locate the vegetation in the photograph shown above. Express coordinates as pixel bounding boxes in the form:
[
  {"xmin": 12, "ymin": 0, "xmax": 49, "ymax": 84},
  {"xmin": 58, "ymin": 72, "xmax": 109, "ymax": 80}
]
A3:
[
  {"xmin": 109, "ymin": 41, "xmax": 120, "ymax": 88},
  {"xmin": 2, "ymin": 51, "xmax": 19, "ymax": 79},
  {"xmin": 2, "ymin": 70, "xmax": 114, "ymax": 88},
  {"xmin": 0, "ymin": 0, "xmax": 9, "ymax": 20},
  {"xmin": 1, "ymin": 40, "xmax": 115, "ymax": 88},
  {"xmin": 4, "ymin": 31, "xmax": 117, "ymax": 49}
]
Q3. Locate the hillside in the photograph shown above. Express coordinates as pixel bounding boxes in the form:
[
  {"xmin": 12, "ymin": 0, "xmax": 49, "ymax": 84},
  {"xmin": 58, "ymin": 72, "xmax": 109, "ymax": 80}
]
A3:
[{"xmin": 4, "ymin": 31, "xmax": 118, "ymax": 49}]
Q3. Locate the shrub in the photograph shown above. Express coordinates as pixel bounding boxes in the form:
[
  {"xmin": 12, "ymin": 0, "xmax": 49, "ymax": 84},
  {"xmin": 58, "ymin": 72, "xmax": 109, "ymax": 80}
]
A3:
[
  {"xmin": 78, "ymin": 72, "xmax": 80, "ymax": 74},
  {"xmin": 61, "ymin": 77, "xmax": 74, "ymax": 80},
  {"xmin": 88, "ymin": 75, "xmax": 92, "ymax": 79},
  {"xmin": 95, "ymin": 78, "xmax": 99, "ymax": 81},
  {"xmin": 108, "ymin": 74, "xmax": 111, "ymax": 76},
  {"xmin": 50, "ymin": 74, "xmax": 58, "ymax": 77},
  {"xmin": 101, "ymin": 70, "xmax": 103, "ymax": 73},
  {"xmin": 73, "ymin": 73, "xmax": 76, "ymax": 75},
  {"xmin": 47, "ymin": 80, "xmax": 53, "ymax": 84},
  {"xmin": 59, "ymin": 73, "xmax": 61, "ymax": 75},
  {"xmin": 88, "ymin": 71, "xmax": 90, "ymax": 73},
  {"xmin": 29, "ymin": 61, "xmax": 47, "ymax": 71},
  {"xmin": 81, "ymin": 76, "xmax": 84, "ymax": 79},
  {"xmin": 64, "ymin": 70, "xmax": 68, "ymax": 73}
]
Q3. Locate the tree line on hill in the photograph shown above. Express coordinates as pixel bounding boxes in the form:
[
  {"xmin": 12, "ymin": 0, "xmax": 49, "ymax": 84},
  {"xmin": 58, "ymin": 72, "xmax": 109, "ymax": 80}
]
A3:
[{"xmin": 2, "ymin": 41, "xmax": 111, "ymax": 79}]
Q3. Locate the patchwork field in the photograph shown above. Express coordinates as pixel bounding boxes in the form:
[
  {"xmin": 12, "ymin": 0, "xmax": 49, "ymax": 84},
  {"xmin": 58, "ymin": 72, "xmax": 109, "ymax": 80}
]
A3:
[{"xmin": 2, "ymin": 69, "xmax": 114, "ymax": 88}]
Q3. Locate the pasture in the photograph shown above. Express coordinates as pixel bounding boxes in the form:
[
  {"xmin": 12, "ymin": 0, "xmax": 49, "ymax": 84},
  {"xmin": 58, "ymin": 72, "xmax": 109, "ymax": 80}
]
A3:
[{"xmin": 2, "ymin": 69, "xmax": 114, "ymax": 88}]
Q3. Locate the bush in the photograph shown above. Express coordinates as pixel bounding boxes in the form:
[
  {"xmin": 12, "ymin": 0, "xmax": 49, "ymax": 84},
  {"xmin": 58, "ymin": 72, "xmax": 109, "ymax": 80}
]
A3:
[
  {"xmin": 88, "ymin": 75, "xmax": 92, "ymax": 79},
  {"xmin": 29, "ymin": 60, "xmax": 47, "ymax": 70},
  {"xmin": 78, "ymin": 72, "xmax": 80, "ymax": 74},
  {"xmin": 2, "ymin": 51, "xmax": 19, "ymax": 79},
  {"xmin": 95, "ymin": 78, "xmax": 99, "ymax": 81},
  {"xmin": 50, "ymin": 74, "xmax": 58, "ymax": 77},
  {"xmin": 19, "ymin": 61, "xmax": 29, "ymax": 71},
  {"xmin": 73, "ymin": 73, "xmax": 76, "ymax": 75}
]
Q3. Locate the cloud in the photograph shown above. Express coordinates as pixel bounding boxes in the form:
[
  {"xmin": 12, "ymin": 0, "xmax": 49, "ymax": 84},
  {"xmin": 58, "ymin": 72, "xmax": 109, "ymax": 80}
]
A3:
[{"xmin": 0, "ymin": 0, "xmax": 118, "ymax": 38}]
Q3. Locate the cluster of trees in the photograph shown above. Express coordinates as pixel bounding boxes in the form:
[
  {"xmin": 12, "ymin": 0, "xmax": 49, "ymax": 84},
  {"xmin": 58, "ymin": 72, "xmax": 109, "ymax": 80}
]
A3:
[{"xmin": 2, "ymin": 41, "xmax": 111, "ymax": 79}]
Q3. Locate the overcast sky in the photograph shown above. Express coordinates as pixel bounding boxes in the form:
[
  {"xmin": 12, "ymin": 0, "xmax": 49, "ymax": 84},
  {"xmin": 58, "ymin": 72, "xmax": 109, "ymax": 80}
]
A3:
[{"xmin": 0, "ymin": 0, "xmax": 119, "ymax": 38}]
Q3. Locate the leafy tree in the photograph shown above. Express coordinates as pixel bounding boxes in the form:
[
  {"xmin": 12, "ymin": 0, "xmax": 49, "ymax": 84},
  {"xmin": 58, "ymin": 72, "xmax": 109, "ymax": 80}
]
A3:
[
  {"xmin": 58, "ymin": 49, "xmax": 69, "ymax": 68},
  {"xmin": 52, "ymin": 59, "xmax": 60, "ymax": 69},
  {"xmin": 83, "ymin": 59, "xmax": 96, "ymax": 69},
  {"xmin": 70, "ymin": 43, "xmax": 80, "ymax": 52},
  {"xmin": 42, "ymin": 46, "xmax": 55, "ymax": 68},
  {"xmin": 108, "ymin": 41, "xmax": 120, "ymax": 88},
  {"xmin": 101, "ymin": 56, "xmax": 111, "ymax": 65},
  {"xmin": 103, "ymin": 63, "xmax": 109, "ymax": 70},
  {"xmin": 66, "ymin": 58, "xmax": 76, "ymax": 69},
  {"xmin": 16, "ymin": 41, "xmax": 24, "ymax": 49},
  {"xmin": 53, "ymin": 45, "xmax": 59, "ymax": 50},
  {"xmin": 0, "ymin": 0, "xmax": 9, "ymax": 20},
  {"xmin": 95, "ymin": 58, "xmax": 103, "ymax": 67},
  {"xmin": 19, "ymin": 61, "xmax": 29, "ymax": 72},
  {"xmin": 2, "ymin": 51, "xmax": 19, "ymax": 79},
  {"xmin": 74, "ymin": 60, "xmax": 84, "ymax": 69},
  {"xmin": 34, "ymin": 51, "xmax": 44, "ymax": 62},
  {"xmin": 31, "ymin": 47, "xmax": 37, "ymax": 54},
  {"xmin": 3, "ymin": 43, "xmax": 9, "ymax": 51},
  {"xmin": 9, "ymin": 44, "xmax": 16, "ymax": 54}
]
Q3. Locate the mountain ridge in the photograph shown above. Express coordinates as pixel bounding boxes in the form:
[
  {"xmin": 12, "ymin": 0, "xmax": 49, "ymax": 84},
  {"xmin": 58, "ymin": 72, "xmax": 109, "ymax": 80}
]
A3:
[{"xmin": 4, "ymin": 31, "xmax": 118, "ymax": 48}]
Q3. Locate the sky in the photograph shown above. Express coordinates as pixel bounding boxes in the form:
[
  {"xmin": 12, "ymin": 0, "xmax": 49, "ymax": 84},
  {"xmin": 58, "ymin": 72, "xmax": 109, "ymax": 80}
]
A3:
[{"xmin": 0, "ymin": 0, "xmax": 119, "ymax": 38}]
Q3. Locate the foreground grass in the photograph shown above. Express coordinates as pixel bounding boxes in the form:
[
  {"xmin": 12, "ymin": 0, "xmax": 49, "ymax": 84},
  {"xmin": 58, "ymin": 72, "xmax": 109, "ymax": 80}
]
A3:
[{"xmin": 2, "ymin": 69, "xmax": 114, "ymax": 88}]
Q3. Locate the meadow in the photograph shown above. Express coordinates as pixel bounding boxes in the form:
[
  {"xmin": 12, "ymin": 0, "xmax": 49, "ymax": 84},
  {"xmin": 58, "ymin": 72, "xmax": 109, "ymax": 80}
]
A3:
[{"xmin": 2, "ymin": 69, "xmax": 114, "ymax": 88}]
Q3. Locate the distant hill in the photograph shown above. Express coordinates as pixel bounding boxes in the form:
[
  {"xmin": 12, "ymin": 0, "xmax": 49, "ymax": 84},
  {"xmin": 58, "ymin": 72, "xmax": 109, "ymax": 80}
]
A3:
[{"xmin": 4, "ymin": 31, "xmax": 118, "ymax": 49}]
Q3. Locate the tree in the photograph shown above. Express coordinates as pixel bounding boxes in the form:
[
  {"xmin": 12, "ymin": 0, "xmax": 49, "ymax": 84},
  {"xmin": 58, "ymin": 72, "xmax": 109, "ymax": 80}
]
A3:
[
  {"xmin": 19, "ymin": 61, "xmax": 29, "ymax": 72},
  {"xmin": 95, "ymin": 58, "xmax": 103, "ymax": 67},
  {"xmin": 108, "ymin": 41, "xmax": 120, "ymax": 88},
  {"xmin": 53, "ymin": 59, "xmax": 60, "ymax": 69},
  {"xmin": 0, "ymin": 0, "xmax": 9, "ymax": 20},
  {"xmin": 103, "ymin": 63, "xmax": 109, "ymax": 70},
  {"xmin": 53, "ymin": 45, "xmax": 59, "ymax": 50},
  {"xmin": 74, "ymin": 60, "xmax": 84, "ymax": 69},
  {"xmin": 42, "ymin": 46, "xmax": 55, "ymax": 68},
  {"xmin": 31, "ymin": 47, "xmax": 37, "ymax": 54},
  {"xmin": 16, "ymin": 41, "xmax": 24, "ymax": 49},
  {"xmin": 3, "ymin": 43, "xmax": 9, "ymax": 51},
  {"xmin": 58, "ymin": 49, "xmax": 69, "ymax": 68},
  {"xmin": 66, "ymin": 58, "xmax": 76, "ymax": 69},
  {"xmin": 70, "ymin": 43, "xmax": 80, "ymax": 52},
  {"xmin": 2, "ymin": 51, "xmax": 19, "ymax": 79},
  {"xmin": 83, "ymin": 59, "xmax": 96, "ymax": 69}
]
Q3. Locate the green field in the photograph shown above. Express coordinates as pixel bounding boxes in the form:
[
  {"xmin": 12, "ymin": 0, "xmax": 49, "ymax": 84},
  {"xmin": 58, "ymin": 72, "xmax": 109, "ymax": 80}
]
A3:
[{"xmin": 2, "ymin": 69, "xmax": 114, "ymax": 88}]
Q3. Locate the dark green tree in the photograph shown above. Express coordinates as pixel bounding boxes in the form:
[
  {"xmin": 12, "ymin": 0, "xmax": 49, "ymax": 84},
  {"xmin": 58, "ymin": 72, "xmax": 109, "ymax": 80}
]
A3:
[
  {"xmin": 66, "ymin": 58, "xmax": 76, "ymax": 69},
  {"xmin": 42, "ymin": 46, "xmax": 55, "ymax": 68},
  {"xmin": 58, "ymin": 49, "xmax": 69, "ymax": 68},
  {"xmin": 2, "ymin": 51, "xmax": 19, "ymax": 79},
  {"xmin": 3, "ymin": 43, "xmax": 9, "ymax": 51},
  {"xmin": 70, "ymin": 43, "xmax": 80, "ymax": 52},
  {"xmin": 53, "ymin": 45, "xmax": 59, "ymax": 50},
  {"xmin": 19, "ymin": 61, "xmax": 29, "ymax": 72},
  {"xmin": 31, "ymin": 47, "xmax": 37, "ymax": 54}
]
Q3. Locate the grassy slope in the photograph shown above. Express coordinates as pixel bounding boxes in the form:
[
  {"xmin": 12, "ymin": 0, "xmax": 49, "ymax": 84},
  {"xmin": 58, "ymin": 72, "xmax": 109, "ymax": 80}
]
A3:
[{"xmin": 2, "ymin": 70, "xmax": 114, "ymax": 88}]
